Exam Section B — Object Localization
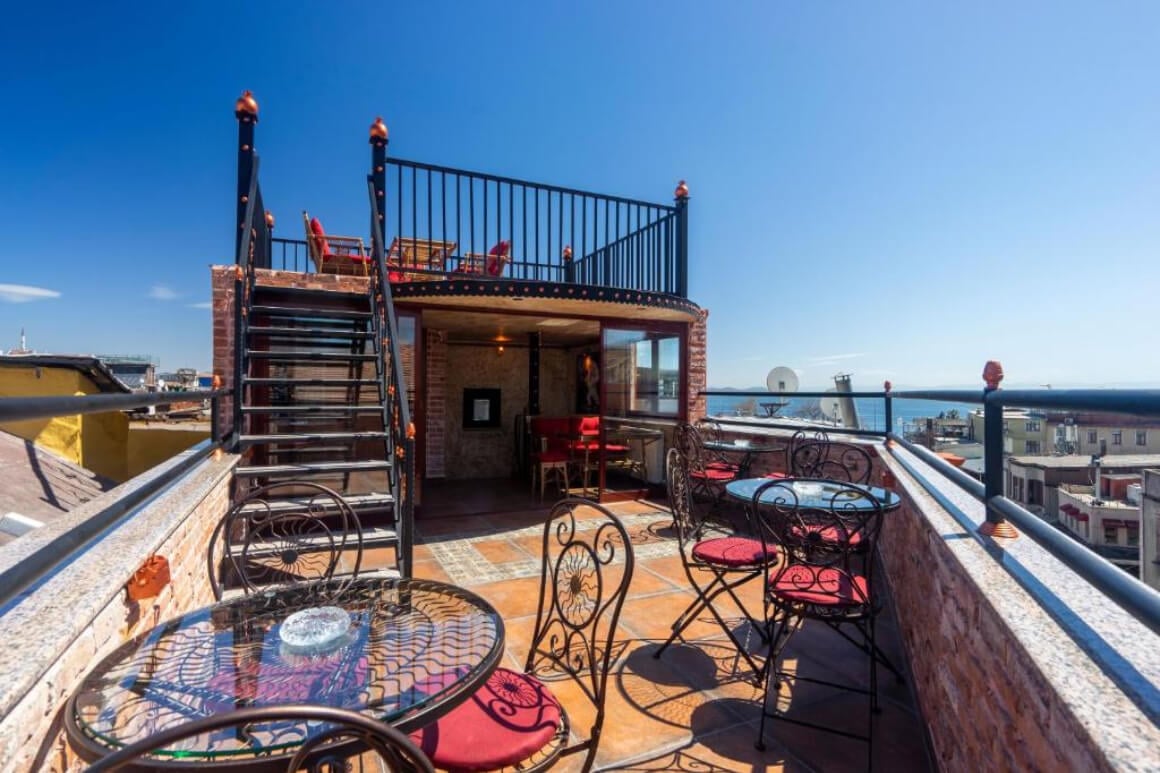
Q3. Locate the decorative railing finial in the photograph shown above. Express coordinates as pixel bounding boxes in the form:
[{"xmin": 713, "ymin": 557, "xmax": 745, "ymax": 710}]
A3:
[
  {"xmin": 884, "ymin": 380, "xmax": 892, "ymax": 393},
  {"xmin": 983, "ymin": 360, "xmax": 1004, "ymax": 391},
  {"xmin": 370, "ymin": 116, "xmax": 388, "ymax": 142},
  {"xmin": 264, "ymin": 211, "xmax": 274, "ymax": 230},
  {"xmin": 674, "ymin": 180, "xmax": 689, "ymax": 200},
  {"xmin": 234, "ymin": 90, "xmax": 258, "ymax": 120},
  {"xmin": 562, "ymin": 245, "xmax": 573, "ymax": 262}
]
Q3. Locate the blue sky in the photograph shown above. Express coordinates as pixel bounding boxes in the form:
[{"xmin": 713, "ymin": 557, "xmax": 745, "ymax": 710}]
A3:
[{"xmin": 1, "ymin": 2, "xmax": 1157, "ymax": 388}]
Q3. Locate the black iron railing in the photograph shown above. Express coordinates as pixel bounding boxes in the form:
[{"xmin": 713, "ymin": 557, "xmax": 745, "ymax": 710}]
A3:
[
  {"xmin": 378, "ymin": 157, "xmax": 686, "ymax": 295},
  {"xmin": 700, "ymin": 383, "xmax": 1160, "ymax": 635},
  {"xmin": 269, "ymin": 237, "xmax": 310, "ymax": 273},
  {"xmin": 0, "ymin": 388, "xmax": 231, "ymax": 613},
  {"xmin": 232, "ymin": 156, "xmax": 270, "ymax": 446},
  {"xmin": 367, "ymin": 177, "xmax": 416, "ymax": 578}
]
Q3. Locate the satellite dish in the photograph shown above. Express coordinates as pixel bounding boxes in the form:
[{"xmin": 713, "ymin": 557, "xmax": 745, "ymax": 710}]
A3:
[
  {"xmin": 818, "ymin": 388, "xmax": 842, "ymax": 421},
  {"xmin": 766, "ymin": 366, "xmax": 799, "ymax": 394}
]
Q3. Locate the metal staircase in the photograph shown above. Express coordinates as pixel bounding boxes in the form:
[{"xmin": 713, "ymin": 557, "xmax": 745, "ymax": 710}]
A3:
[{"xmin": 229, "ymin": 167, "xmax": 415, "ymax": 579}]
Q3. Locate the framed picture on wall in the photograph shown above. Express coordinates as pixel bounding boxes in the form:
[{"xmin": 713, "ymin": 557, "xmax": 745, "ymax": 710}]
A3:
[
  {"xmin": 576, "ymin": 352, "xmax": 600, "ymax": 414},
  {"xmin": 463, "ymin": 388, "xmax": 501, "ymax": 429}
]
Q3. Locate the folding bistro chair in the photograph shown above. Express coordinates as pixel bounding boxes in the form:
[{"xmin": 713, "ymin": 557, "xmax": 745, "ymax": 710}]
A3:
[
  {"xmin": 675, "ymin": 422, "xmax": 741, "ymax": 518},
  {"xmin": 750, "ymin": 477, "xmax": 887, "ymax": 769},
  {"xmin": 653, "ymin": 448, "xmax": 775, "ymax": 682}
]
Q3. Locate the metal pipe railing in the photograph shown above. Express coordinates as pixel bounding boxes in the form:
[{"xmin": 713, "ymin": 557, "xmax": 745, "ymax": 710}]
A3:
[
  {"xmin": 0, "ymin": 385, "xmax": 231, "ymax": 613},
  {"xmin": 698, "ymin": 364, "xmax": 1160, "ymax": 634}
]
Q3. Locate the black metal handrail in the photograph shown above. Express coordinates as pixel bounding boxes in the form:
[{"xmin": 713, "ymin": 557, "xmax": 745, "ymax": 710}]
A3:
[
  {"xmin": 0, "ymin": 388, "xmax": 231, "ymax": 613},
  {"xmin": 384, "ymin": 157, "xmax": 685, "ymax": 295},
  {"xmin": 367, "ymin": 177, "xmax": 416, "ymax": 578},
  {"xmin": 270, "ymin": 237, "xmax": 310, "ymax": 273},
  {"xmin": 698, "ymin": 383, "xmax": 1160, "ymax": 635}
]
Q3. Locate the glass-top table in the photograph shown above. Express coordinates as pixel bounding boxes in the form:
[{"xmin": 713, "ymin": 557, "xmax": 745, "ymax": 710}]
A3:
[
  {"xmin": 65, "ymin": 576, "xmax": 504, "ymax": 767},
  {"xmin": 725, "ymin": 477, "xmax": 901, "ymax": 511},
  {"xmin": 702, "ymin": 439, "xmax": 786, "ymax": 477}
]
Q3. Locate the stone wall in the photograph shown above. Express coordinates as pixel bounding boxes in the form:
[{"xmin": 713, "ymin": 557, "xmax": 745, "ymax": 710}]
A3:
[
  {"xmin": 445, "ymin": 343, "xmax": 530, "ymax": 479},
  {"xmin": 0, "ymin": 453, "xmax": 235, "ymax": 772},
  {"xmin": 878, "ymin": 448, "xmax": 1135, "ymax": 772}
]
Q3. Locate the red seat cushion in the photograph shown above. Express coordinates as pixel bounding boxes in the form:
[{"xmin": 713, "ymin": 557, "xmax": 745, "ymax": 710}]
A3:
[
  {"xmin": 692, "ymin": 536, "xmax": 775, "ymax": 567},
  {"xmin": 690, "ymin": 467, "xmax": 737, "ymax": 482},
  {"xmin": 769, "ymin": 565, "xmax": 868, "ymax": 606},
  {"xmin": 788, "ymin": 523, "xmax": 863, "ymax": 547},
  {"xmin": 410, "ymin": 667, "xmax": 562, "ymax": 772},
  {"xmin": 308, "ymin": 217, "xmax": 332, "ymax": 257},
  {"xmin": 707, "ymin": 460, "xmax": 741, "ymax": 472}
]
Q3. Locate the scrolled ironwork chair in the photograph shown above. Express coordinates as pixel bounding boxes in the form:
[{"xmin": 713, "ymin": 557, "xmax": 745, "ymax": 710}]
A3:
[
  {"xmin": 749, "ymin": 477, "xmax": 886, "ymax": 769},
  {"xmin": 654, "ymin": 448, "xmax": 775, "ymax": 681},
  {"xmin": 83, "ymin": 704, "xmax": 434, "ymax": 772},
  {"xmin": 675, "ymin": 422, "xmax": 741, "ymax": 516},
  {"xmin": 790, "ymin": 439, "xmax": 873, "ymax": 484},
  {"xmin": 410, "ymin": 497, "xmax": 634, "ymax": 773},
  {"xmin": 208, "ymin": 481, "xmax": 364, "ymax": 600}
]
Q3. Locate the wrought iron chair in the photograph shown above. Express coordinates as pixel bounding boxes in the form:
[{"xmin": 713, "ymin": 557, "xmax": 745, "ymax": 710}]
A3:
[
  {"xmin": 791, "ymin": 439, "xmax": 874, "ymax": 484},
  {"xmin": 84, "ymin": 704, "xmax": 434, "ymax": 772},
  {"xmin": 207, "ymin": 481, "xmax": 364, "ymax": 600},
  {"xmin": 653, "ymin": 448, "xmax": 775, "ymax": 681},
  {"xmin": 675, "ymin": 422, "xmax": 741, "ymax": 516},
  {"xmin": 749, "ymin": 478, "xmax": 886, "ymax": 769},
  {"xmin": 410, "ymin": 498, "xmax": 634, "ymax": 773}
]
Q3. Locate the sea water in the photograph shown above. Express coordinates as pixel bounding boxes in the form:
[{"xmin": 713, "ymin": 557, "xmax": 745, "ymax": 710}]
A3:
[{"xmin": 706, "ymin": 395, "xmax": 979, "ymax": 434}]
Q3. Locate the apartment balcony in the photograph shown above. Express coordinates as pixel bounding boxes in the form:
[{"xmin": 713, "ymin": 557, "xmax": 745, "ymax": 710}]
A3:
[{"xmin": 2, "ymin": 409, "xmax": 1157, "ymax": 771}]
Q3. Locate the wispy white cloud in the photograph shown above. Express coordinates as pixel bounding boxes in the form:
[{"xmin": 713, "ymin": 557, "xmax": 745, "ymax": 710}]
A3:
[
  {"xmin": 0, "ymin": 284, "xmax": 61, "ymax": 303},
  {"xmin": 805, "ymin": 352, "xmax": 867, "ymax": 363},
  {"xmin": 149, "ymin": 284, "xmax": 178, "ymax": 300},
  {"xmin": 187, "ymin": 301, "xmax": 212, "ymax": 309}
]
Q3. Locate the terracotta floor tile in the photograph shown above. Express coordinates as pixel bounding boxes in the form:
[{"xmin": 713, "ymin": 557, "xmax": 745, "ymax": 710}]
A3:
[
  {"xmin": 407, "ymin": 480, "xmax": 933, "ymax": 772},
  {"xmin": 410, "ymin": 558, "xmax": 451, "ymax": 584},
  {"xmin": 472, "ymin": 537, "xmax": 536, "ymax": 565},
  {"xmin": 468, "ymin": 576, "xmax": 544, "ymax": 619}
]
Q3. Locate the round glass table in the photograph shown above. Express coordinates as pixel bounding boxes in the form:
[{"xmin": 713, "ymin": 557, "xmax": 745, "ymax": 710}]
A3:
[
  {"xmin": 725, "ymin": 477, "xmax": 901, "ymax": 511},
  {"xmin": 65, "ymin": 576, "xmax": 504, "ymax": 768},
  {"xmin": 702, "ymin": 439, "xmax": 786, "ymax": 477}
]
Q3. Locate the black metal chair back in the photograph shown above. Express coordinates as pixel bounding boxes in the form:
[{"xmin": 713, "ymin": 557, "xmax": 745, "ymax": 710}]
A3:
[
  {"xmin": 790, "ymin": 440, "xmax": 873, "ymax": 484},
  {"xmin": 84, "ymin": 704, "xmax": 434, "ymax": 772},
  {"xmin": 525, "ymin": 497, "xmax": 634, "ymax": 772},
  {"xmin": 749, "ymin": 477, "xmax": 886, "ymax": 768},
  {"xmin": 665, "ymin": 447, "xmax": 701, "ymax": 551},
  {"xmin": 208, "ymin": 481, "xmax": 363, "ymax": 600}
]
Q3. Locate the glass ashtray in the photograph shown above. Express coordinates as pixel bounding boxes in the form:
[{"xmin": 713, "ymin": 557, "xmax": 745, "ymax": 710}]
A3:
[
  {"xmin": 279, "ymin": 606, "xmax": 353, "ymax": 656},
  {"xmin": 791, "ymin": 482, "xmax": 824, "ymax": 497}
]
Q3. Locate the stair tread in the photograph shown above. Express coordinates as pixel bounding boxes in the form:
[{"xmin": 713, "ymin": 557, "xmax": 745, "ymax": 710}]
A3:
[
  {"xmin": 247, "ymin": 326, "xmax": 372, "ymax": 337},
  {"xmin": 242, "ymin": 405, "xmax": 383, "ymax": 413},
  {"xmin": 244, "ymin": 377, "xmax": 379, "ymax": 386},
  {"xmin": 252, "ymin": 286, "xmax": 371, "ymax": 303},
  {"xmin": 236, "ymin": 459, "xmax": 393, "ymax": 476},
  {"xmin": 240, "ymin": 432, "xmax": 390, "ymax": 443},
  {"xmin": 238, "ymin": 492, "xmax": 395, "ymax": 513},
  {"xmin": 247, "ymin": 351, "xmax": 377, "ymax": 361},
  {"xmin": 250, "ymin": 304, "xmax": 371, "ymax": 319}
]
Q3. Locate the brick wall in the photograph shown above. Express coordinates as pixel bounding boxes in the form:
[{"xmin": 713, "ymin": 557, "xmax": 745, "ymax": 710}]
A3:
[
  {"xmin": 878, "ymin": 452, "xmax": 1116, "ymax": 773},
  {"xmin": 444, "ymin": 344, "xmax": 529, "ymax": 479},
  {"xmin": 687, "ymin": 310, "xmax": 708, "ymax": 421},
  {"xmin": 425, "ymin": 329, "xmax": 448, "ymax": 479},
  {"xmin": 0, "ymin": 459, "xmax": 234, "ymax": 772}
]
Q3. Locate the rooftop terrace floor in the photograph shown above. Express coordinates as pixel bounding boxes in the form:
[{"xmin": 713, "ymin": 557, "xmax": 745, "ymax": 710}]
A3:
[{"xmin": 366, "ymin": 479, "xmax": 934, "ymax": 772}]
